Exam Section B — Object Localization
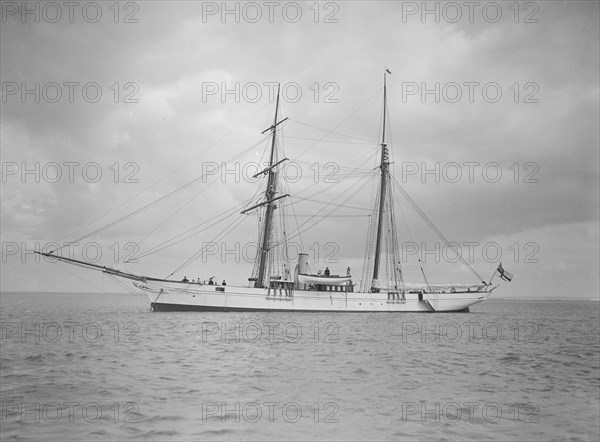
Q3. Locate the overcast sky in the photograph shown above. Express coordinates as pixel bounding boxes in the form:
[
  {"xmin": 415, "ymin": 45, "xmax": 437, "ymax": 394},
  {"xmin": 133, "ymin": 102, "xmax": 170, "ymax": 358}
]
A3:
[{"xmin": 1, "ymin": 1, "xmax": 598, "ymax": 299}]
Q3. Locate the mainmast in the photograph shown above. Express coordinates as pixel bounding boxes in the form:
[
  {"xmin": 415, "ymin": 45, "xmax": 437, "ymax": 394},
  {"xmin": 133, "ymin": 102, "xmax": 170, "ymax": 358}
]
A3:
[
  {"xmin": 255, "ymin": 84, "xmax": 281, "ymax": 288},
  {"xmin": 371, "ymin": 70, "xmax": 390, "ymax": 290}
]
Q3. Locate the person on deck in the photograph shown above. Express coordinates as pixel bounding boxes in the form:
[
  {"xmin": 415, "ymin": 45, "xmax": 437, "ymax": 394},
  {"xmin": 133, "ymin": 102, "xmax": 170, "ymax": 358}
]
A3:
[
  {"xmin": 182, "ymin": 276, "xmax": 189, "ymax": 282},
  {"xmin": 324, "ymin": 267, "xmax": 330, "ymax": 276},
  {"xmin": 208, "ymin": 277, "xmax": 215, "ymax": 285}
]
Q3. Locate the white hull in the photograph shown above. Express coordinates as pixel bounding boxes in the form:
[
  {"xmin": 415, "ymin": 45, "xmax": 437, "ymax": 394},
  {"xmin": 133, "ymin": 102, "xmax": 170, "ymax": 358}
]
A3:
[{"xmin": 134, "ymin": 281, "xmax": 490, "ymax": 312}]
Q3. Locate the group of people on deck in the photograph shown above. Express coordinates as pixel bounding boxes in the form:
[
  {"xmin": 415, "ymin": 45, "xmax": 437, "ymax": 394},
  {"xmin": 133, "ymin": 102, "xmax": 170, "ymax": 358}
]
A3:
[
  {"xmin": 317, "ymin": 267, "xmax": 331, "ymax": 277},
  {"xmin": 316, "ymin": 267, "xmax": 352, "ymax": 277},
  {"xmin": 181, "ymin": 276, "xmax": 226, "ymax": 285},
  {"xmin": 181, "ymin": 266, "xmax": 351, "ymax": 285}
]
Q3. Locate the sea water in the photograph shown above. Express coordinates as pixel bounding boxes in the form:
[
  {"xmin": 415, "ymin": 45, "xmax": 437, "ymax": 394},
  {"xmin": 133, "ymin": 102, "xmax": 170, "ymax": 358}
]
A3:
[{"xmin": 1, "ymin": 292, "xmax": 598, "ymax": 441}]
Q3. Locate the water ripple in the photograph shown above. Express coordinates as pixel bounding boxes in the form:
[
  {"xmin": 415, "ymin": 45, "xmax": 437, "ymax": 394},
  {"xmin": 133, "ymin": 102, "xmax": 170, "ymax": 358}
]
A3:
[{"xmin": 1, "ymin": 293, "xmax": 598, "ymax": 441}]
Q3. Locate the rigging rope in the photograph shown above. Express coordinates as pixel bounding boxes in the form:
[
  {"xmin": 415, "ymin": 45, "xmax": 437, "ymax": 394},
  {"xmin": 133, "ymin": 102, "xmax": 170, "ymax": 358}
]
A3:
[
  {"xmin": 132, "ymin": 200, "xmax": 249, "ymax": 260},
  {"xmin": 56, "ymin": 135, "xmax": 269, "ymax": 254},
  {"xmin": 166, "ymin": 211, "xmax": 249, "ymax": 278},
  {"xmin": 391, "ymin": 176, "xmax": 485, "ymax": 282},
  {"xmin": 288, "ymin": 119, "xmax": 376, "ymax": 144},
  {"xmin": 394, "ymin": 182, "xmax": 430, "ymax": 289},
  {"xmin": 57, "ymin": 102, "xmax": 271, "ymax": 244},
  {"xmin": 270, "ymin": 170, "xmax": 375, "ymax": 248},
  {"xmin": 292, "ymin": 88, "xmax": 383, "ymax": 161},
  {"xmin": 284, "ymin": 136, "xmax": 372, "ymax": 145}
]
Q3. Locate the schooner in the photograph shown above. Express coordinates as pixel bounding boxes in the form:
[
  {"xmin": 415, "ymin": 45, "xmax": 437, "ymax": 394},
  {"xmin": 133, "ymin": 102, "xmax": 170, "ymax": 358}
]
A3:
[{"xmin": 37, "ymin": 71, "xmax": 503, "ymax": 312}]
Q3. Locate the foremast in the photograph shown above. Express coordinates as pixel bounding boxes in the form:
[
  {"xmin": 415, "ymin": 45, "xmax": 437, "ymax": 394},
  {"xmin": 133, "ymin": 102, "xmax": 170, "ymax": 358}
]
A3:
[{"xmin": 255, "ymin": 84, "xmax": 283, "ymax": 288}]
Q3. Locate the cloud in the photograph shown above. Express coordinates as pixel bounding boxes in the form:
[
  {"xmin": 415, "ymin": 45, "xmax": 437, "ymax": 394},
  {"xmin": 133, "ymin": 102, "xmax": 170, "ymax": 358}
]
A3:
[{"xmin": 1, "ymin": 1, "xmax": 598, "ymax": 298}]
